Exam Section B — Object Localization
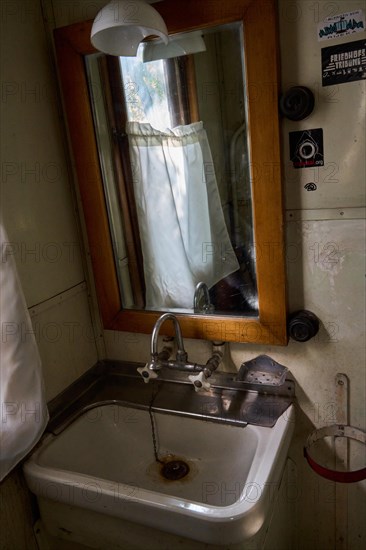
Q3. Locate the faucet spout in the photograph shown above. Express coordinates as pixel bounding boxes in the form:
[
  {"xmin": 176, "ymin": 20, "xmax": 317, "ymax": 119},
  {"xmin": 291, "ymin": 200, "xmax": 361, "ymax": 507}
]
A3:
[
  {"xmin": 151, "ymin": 313, "xmax": 187, "ymax": 363},
  {"xmin": 138, "ymin": 312, "xmax": 222, "ymax": 392},
  {"xmin": 193, "ymin": 282, "xmax": 214, "ymax": 313}
]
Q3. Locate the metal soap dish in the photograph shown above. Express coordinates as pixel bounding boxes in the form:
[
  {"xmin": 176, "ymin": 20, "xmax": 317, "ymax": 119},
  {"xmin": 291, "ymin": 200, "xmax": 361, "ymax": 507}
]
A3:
[{"xmin": 236, "ymin": 355, "xmax": 288, "ymax": 386}]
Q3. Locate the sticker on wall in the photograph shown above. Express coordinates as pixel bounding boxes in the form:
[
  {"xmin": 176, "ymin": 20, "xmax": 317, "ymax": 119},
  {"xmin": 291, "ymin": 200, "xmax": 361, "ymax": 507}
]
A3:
[
  {"xmin": 318, "ymin": 10, "xmax": 365, "ymax": 41},
  {"xmin": 304, "ymin": 182, "xmax": 317, "ymax": 192},
  {"xmin": 322, "ymin": 39, "xmax": 366, "ymax": 86},
  {"xmin": 289, "ymin": 129, "xmax": 324, "ymax": 169}
]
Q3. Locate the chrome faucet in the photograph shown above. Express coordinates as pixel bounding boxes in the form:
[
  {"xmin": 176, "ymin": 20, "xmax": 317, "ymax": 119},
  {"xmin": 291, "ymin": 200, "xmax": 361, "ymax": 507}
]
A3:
[
  {"xmin": 137, "ymin": 312, "xmax": 223, "ymax": 391},
  {"xmin": 151, "ymin": 313, "xmax": 188, "ymax": 365},
  {"xmin": 193, "ymin": 282, "xmax": 214, "ymax": 313}
]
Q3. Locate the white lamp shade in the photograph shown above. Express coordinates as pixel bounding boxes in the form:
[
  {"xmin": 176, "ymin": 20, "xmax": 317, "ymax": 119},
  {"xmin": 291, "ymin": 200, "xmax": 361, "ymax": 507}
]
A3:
[{"xmin": 91, "ymin": 0, "xmax": 169, "ymax": 57}]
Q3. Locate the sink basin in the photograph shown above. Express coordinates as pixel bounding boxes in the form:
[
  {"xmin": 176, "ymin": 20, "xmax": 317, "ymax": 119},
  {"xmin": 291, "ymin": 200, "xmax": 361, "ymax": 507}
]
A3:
[{"xmin": 24, "ymin": 402, "xmax": 294, "ymax": 545}]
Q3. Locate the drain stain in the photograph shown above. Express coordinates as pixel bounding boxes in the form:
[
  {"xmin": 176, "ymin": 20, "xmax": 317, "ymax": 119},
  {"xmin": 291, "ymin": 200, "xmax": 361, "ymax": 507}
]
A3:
[
  {"xmin": 146, "ymin": 453, "xmax": 199, "ymax": 485},
  {"xmin": 161, "ymin": 459, "xmax": 190, "ymax": 480}
]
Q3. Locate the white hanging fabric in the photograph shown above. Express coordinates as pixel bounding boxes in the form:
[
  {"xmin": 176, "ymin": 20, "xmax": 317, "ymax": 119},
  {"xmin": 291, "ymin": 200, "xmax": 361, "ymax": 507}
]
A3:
[
  {"xmin": 127, "ymin": 121, "xmax": 239, "ymax": 309},
  {"xmin": 0, "ymin": 219, "xmax": 49, "ymax": 481}
]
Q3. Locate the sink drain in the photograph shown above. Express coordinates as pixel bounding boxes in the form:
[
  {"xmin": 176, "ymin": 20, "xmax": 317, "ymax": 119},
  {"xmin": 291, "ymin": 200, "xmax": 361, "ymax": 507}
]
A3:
[{"xmin": 161, "ymin": 460, "xmax": 190, "ymax": 481}]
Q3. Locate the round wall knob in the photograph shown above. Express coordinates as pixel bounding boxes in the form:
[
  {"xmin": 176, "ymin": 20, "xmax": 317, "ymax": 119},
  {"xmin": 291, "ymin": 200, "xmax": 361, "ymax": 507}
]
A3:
[
  {"xmin": 280, "ymin": 86, "xmax": 315, "ymax": 121},
  {"xmin": 288, "ymin": 310, "xmax": 320, "ymax": 342}
]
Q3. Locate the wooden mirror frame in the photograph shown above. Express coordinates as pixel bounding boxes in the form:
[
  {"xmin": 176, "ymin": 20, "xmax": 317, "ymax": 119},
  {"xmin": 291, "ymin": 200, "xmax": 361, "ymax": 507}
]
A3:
[{"xmin": 54, "ymin": 0, "xmax": 287, "ymax": 345}]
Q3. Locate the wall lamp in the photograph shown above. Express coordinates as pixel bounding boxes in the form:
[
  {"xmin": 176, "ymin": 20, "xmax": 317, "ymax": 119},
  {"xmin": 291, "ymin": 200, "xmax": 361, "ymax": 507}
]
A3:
[{"xmin": 91, "ymin": 0, "xmax": 168, "ymax": 57}]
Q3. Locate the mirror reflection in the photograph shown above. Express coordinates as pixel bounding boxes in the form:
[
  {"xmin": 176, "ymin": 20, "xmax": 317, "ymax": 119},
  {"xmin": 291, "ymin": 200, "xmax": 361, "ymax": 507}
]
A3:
[{"xmin": 85, "ymin": 22, "xmax": 258, "ymax": 316}]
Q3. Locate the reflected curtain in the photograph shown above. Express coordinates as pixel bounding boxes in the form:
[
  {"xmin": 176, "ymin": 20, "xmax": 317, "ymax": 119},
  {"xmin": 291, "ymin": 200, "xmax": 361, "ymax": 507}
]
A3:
[{"xmin": 126, "ymin": 121, "xmax": 239, "ymax": 309}]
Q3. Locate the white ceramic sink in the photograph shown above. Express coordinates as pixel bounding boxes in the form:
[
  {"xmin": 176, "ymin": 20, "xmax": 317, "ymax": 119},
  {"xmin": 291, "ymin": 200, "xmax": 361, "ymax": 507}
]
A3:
[{"xmin": 24, "ymin": 403, "xmax": 294, "ymax": 545}]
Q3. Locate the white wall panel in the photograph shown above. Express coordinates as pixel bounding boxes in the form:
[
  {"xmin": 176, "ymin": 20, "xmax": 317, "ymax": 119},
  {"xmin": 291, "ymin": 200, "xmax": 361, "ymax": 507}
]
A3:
[
  {"xmin": 49, "ymin": 0, "xmax": 160, "ymax": 27},
  {"xmin": 30, "ymin": 288, "xmax": 99, "ymax": 401},
  {"xmin": 279, "ymin": 0, "xmax": 366, "ymax": 210},
  {"xmin": 1, "ymin": 0, "xmax": 84, "ymax": 307},
  {"xmin": 1, "ymin": 5, "xmax": 100, "ymax": 545}
]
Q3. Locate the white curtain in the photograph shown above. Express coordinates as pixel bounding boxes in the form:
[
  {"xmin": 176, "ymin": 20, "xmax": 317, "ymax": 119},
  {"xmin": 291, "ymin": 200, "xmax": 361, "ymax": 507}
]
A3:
[
  {"xmin": 0, "ymin": 219, "xmax": 49, "ymax": 481},
  {"xmin": 127, "ymin": 121, "xmax": 239, "ymax": 309}
]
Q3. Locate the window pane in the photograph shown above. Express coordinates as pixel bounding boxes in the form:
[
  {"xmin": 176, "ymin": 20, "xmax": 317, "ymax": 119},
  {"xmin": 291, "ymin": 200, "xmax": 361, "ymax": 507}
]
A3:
[{"xmin": 119, "ymin": 56, "xmax": 172, "ymax": 130}]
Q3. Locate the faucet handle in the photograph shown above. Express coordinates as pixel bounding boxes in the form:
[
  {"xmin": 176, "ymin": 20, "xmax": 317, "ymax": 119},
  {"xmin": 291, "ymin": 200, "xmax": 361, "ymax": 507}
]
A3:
[
  {"xmin": 137, "ymin": 363, "xmax": 159, "ymax": 384},
  {"xmin": 188, "ymin": 372, "xmax": 211, "ymax": 392}
]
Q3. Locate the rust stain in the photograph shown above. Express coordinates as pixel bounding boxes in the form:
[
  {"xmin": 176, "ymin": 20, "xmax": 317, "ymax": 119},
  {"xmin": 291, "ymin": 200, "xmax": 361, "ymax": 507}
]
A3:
[{"xmin": 145, "ymin": 453, "xmax": 200, "ymax": 485}]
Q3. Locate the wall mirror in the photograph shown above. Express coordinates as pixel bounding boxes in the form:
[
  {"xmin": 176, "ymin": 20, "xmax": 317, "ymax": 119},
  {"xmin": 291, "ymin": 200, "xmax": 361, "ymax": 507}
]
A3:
[{"xmin": 54, "ymin": 0, "xmax": 288, "ymax": 344}]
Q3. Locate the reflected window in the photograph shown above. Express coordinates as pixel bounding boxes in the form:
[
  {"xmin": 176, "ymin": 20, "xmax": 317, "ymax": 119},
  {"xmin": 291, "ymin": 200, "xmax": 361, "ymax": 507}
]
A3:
[
  {"xmin": 85, "ymin": 22, "xmax": 258, "ymax": 316},
  {"xmin": 120, "ymin": 56, "xmax": 171, "ymax": 129}
]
